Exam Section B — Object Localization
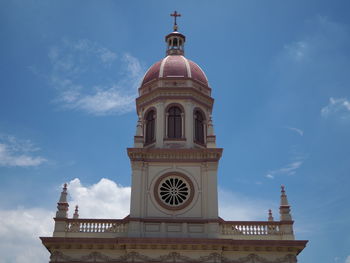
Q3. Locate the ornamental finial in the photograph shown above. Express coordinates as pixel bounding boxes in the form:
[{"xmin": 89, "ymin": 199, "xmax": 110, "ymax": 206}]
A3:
[
  {"xmin": 268, "ymin": 209, "xmax": 274, "ymax": 221},
  {"xmin": 73, "ymin": 205, "xmax": 79, "ymax": 219},
  {"xmin": 56, "ymin": 183, "xmax": 69, "ymax": 218},
  {"xmin": 170, "ymin": 11, "xmax": 181, "ymax": 31},
  {"xmin": 279, "ymin": 185, "xmax": 292, "ymax": 221}
]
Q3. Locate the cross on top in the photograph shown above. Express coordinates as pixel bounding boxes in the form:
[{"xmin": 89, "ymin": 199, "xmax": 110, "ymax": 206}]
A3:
[{"xmin": 170, "ymin": 11, "xmax": 181, "ymax": 31}]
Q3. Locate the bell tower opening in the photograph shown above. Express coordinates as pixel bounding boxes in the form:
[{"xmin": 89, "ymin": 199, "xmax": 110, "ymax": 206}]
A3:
[{"xmin": 166, "ymin": 11, "xmax": 185, "ymax": 55}]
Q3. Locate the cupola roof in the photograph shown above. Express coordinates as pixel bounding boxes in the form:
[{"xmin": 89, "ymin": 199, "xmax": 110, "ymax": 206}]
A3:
[
  {"xmin": 140, "ymin": 11, "xmax": 209, "ymax": 87},
  {"xmin": 141, "ymin": 55, "xmax": 208, "ymax": 86}
]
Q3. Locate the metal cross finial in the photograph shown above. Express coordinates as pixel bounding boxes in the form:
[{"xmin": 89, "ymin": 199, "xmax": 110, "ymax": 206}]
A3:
[{"xmin": 170, "ymin": 11, "xmax": 181, "ymax": 31}]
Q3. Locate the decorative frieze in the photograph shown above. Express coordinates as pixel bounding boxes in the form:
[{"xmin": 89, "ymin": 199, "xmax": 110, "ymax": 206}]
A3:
[
  {"xmin": 49, "ymin": 250, "xmax": 297, "ymax": 263},
  {"xmin": 127, "ymin": 148, "xmax": 223, "ymax": 162}
]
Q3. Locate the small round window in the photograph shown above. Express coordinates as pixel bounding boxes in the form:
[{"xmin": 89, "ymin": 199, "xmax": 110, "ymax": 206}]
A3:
[{"xmin": 154, "ymin": 173, "xmax": 194, "ymax": 210}]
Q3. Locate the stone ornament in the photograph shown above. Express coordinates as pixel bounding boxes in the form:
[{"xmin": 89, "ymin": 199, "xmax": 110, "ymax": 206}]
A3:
[{"xmin": 154, "ymin": 172, "xmax": 194, "ymax": 211}]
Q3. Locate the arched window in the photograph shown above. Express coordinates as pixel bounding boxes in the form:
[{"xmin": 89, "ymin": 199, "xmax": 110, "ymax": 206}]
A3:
[
  {"xmin": 167, "ymin": 106, "xmax": 182, "ymax": 139},
  {"xmin": 194, "ymin": 110, "xmax": 205, "ymax": 143},
  {"xmin": 145, "ymin": 110, "xmax": 155, "ymax": 143}
]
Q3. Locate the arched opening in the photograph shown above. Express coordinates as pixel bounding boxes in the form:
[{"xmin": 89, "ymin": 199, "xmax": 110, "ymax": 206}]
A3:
[
  {"xmin": 167, "ymin": 106, "xmax": 182, "ymax": 139},
  {"xmin": 173, "ymin": 37, "xmax": 178, "ymax": 49},
  {"xmin": 194, "ymin": 110, "xmax": 205, "ymax": 144},
  {"xmin": 145, "ymin": 110, "xmax": 155, "ymax": 144}
]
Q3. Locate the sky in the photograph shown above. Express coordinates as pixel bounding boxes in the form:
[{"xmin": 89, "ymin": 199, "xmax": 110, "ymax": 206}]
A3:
[{"xmin": 0, "ymin": 0, "xmax": 350, "ymax": 262}]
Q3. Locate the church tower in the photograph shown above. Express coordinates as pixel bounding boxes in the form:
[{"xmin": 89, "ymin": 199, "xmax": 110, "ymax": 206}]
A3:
[
  {"xmin": 127, "ymin": 12, "xmax": 221, "ymax": 238},
  {"xmin": 41, "ymin": 12, "xmax": 307, "ymax": 263}
]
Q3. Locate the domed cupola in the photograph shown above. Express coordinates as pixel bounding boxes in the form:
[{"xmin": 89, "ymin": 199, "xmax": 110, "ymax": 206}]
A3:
[{"xmin": 140, "ymin": 11, "xmax": 209, "ymax": 88}]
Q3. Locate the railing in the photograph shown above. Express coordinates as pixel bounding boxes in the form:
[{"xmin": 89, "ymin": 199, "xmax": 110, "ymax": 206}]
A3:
[
  {"xmin": 64, "ymin": 219, "xmax": 128, "ymax": 233},
  {"xmin": 221, "ymin": 221, "xmax": 281, "ymax": 236}
]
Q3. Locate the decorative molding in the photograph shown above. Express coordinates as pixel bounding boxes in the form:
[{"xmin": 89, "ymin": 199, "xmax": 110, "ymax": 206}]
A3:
[
  {"xmin": 127, "ymin": 148, "xmax": 223, "ymax": 162},
  {"xmin": 49, "ymin": 251, "xmax": 297, "ymax": 263},
  {"xmin": 136, "ymin": 87, "xmax": 214, "ymax": 112},
  {"xmin": 42, "ymin": 237, "xmax": 307, "ymax": 252},
  {"xmin": 139, "ymin": 78, "xmax": 212, "ymax": 96},
  {"xmin": 50, "ymin": 251, "xmax": 73, "ymax": 262}
]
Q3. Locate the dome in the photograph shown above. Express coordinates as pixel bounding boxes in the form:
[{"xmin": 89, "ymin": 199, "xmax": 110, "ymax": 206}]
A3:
[{"xmin": 141, "ymin": 55, "xmax": 209, "ymax": 86}]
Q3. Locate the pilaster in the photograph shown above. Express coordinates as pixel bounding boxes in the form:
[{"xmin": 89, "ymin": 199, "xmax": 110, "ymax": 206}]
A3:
[
  {"xmin": 155, "ymin": 101, "xmax": 165, "ymax": 147},
  {"xmin": 184, "ymin": 100, "xmax": 194, "ymax": 147}
]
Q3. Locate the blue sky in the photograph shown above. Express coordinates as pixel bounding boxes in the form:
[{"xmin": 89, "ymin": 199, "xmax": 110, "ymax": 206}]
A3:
[{"xmin": 1, "ymin": 0, "xmax": 350, "ymax": 262}]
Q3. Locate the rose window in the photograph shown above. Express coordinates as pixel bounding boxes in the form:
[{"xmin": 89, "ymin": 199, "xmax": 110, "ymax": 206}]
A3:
[{"xmin": 154, "ymin": 173, "xmax": 194, "ymax": 210}]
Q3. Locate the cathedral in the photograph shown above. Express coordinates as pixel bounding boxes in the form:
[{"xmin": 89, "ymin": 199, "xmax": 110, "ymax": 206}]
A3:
[{"xmin": 41, "ymin": 12, "xmax": 308, "ymax": 263}]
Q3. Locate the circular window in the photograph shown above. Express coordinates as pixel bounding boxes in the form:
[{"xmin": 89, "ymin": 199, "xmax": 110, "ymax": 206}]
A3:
[{"xmin": 154, "ymin": 173, "xmax": 194, "ymax": 211}]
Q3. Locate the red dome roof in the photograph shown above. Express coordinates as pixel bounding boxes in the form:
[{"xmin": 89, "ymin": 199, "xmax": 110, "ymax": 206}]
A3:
[{"xmin": 141, "ymin": 55, "xmax": 208, "ymax": 86}]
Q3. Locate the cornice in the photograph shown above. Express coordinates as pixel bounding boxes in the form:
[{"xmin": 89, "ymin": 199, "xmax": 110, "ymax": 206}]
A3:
[
  {"xmin": 139, "ymin": 78, "xmax": 212, "ymax": 95},
  {"xmin": 127, "ymin": 148, "xmax": 223, "ymax": 162},
  {"xmin": 41, "ymin": 236, "xmax": 308, "ymax": 253},
  {"xmin": 48, "ymin": 250, "xmax": 300, "ymax": 263},
  {"xmin": 136, "ymin": 87, "xmax": 214, "ymax": 112}
]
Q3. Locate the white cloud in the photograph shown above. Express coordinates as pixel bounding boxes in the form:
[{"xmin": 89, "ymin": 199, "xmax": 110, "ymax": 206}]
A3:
[
  {"xmin": 286, "ymin": 127, "xmax": 304, "ymax": 136},
  {"xmin": 266, "ymin": 174, "xmax": 274, "ymax": 179},
  {"xmin": 48, "ymin": 39, "xmax": 143, "ymax": 116},
  {"xmin": 345, "ymin": 256, "xmax": 350, "ymax": 263},
  {"xmin": 0, "ymin": 208, "xmax": 53, "ymax": 263},
  {"xmin": 321, "ymin": 97, "xmax": 350, "ymax": 119},
  {"xmin": 67, "ymin": 178, "xmax": 131, "ymax": 218},
  {"xmin": 265, "ymin": 161, "xmax": 303, "ymax": 179},
  {"xmin": 0, "ymin": 134, "xmax": 46, "ymax": 167}
]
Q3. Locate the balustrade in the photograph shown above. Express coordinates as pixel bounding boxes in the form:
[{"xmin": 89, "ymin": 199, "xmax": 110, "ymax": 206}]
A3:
[
  {"xmin": 64, "ymin": 219, "xmax": 128, "ymax": 233},
  {"xmin": 221, "ymin": 221, "xmax": 281, "ymax": 236}
]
